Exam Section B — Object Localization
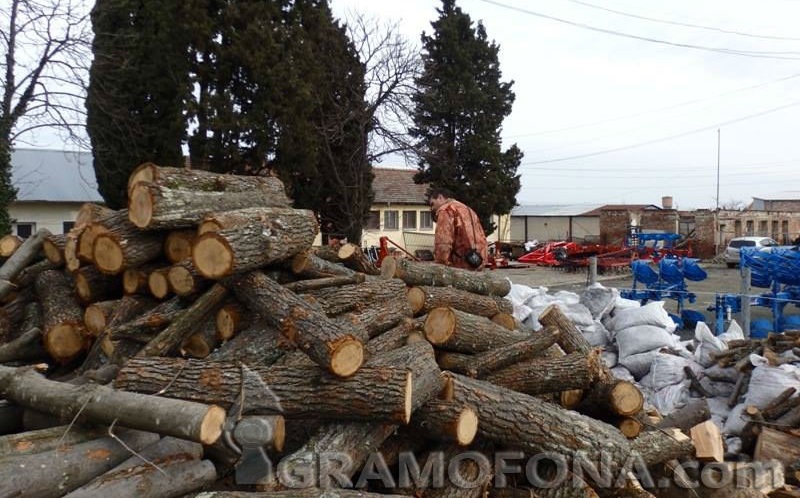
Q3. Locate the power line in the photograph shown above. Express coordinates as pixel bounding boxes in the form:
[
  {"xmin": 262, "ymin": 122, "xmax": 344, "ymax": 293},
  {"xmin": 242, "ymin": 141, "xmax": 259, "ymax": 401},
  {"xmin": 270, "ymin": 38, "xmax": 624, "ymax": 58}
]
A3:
[
  {"xmin": 522, "ymin": 100, "xmax": 800, "ymax": 165},
  {"xmin": 476, "ymin": 0, "xmax": 800, "ymax": 59},
  {"xmin": 504, "ymin": 72, "xmax": 800, "ymax": 139},
  {"xmin": 563, "ymin": 0, "xmax": 800, "ymax": 42},
  {"xmin": 518, "ymin": 158, "xmax": 800, "ymax": 171},
  {"xmin": 520, "ymin": 177, "xmax": 800, "ymax": 191}
]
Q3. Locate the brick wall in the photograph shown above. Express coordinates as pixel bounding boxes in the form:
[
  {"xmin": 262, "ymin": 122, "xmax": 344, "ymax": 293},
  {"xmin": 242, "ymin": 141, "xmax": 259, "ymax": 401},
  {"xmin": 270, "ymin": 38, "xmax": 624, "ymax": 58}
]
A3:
[
  {"xmin": 599, "ymin": 209, "xmax": 630, "ymax": 245},
  {"xmin": 765, "ymin": 200, "xmax": 800, "ymax": 212},
  {"xmin": 640, "ymin": 209, "xmax": 679, "ymax": 234},
  {"xmin": 692, "ymin": 209, "xmax": 716, "ymax": 259}
]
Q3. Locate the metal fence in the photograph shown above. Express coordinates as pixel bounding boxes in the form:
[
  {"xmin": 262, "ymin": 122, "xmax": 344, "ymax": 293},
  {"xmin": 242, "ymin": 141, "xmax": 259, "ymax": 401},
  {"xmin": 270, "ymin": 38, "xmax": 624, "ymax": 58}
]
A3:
[{"xmin": 402, "ymin": 231, "xmax": 436, "ymax": 260}]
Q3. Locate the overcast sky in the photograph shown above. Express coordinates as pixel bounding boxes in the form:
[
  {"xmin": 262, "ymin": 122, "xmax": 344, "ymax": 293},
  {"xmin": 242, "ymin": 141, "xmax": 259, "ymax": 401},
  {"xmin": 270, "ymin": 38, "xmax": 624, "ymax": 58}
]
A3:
[{"xmin": 331, "ymin": 0, "xmax": 800, "ymax": 210}]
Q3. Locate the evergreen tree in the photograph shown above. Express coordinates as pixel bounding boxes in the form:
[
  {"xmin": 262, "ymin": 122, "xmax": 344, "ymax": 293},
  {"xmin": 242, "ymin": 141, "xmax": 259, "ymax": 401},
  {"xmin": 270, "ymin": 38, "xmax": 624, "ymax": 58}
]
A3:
[
  {"xmin": 86, "ymin": 0, "xmax": 192, "ymax": 208},
  {"xmin": 411, "ymin": 0, "xmax": 522, "ymax": 234}
]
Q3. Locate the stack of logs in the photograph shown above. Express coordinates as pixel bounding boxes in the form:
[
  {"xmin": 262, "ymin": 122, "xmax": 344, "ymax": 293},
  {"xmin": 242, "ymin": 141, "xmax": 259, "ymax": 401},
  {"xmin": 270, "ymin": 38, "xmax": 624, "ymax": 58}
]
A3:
[{"xmin": 0, "ymin": 163, "xmax": 788, "ymax": 498}]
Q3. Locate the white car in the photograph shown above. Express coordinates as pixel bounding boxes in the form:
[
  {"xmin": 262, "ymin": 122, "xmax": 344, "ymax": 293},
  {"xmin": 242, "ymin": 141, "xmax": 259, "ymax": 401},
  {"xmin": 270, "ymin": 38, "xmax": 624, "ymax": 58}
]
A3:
[{"xmin": 723, "ymin": 236, "xmax": 779, "ymax": 268}]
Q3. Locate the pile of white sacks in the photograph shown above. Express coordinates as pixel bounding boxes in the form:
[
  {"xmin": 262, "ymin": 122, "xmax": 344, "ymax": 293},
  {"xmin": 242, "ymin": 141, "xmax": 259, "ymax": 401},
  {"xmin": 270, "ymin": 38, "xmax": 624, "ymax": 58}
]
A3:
[{"xmin": 507, "ymin": 282, "xmax": 800, "ymax": 452}]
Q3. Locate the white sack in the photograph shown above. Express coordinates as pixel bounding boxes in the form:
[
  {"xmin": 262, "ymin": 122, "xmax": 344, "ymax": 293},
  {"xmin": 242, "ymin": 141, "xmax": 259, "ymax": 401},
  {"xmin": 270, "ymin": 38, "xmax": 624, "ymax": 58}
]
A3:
[
  {"xmin": 723, "ymin": 404, "xmax": 748, "ymax": 436},
  {"xmin": 616, "ymin": 325, "xmax": 678, "ymax": 359},
  {"xmin": 610, "ymin": 366, "xmax": 635, "ymax": 382},
  {"xmin": 693, "ymin": 322, "xmax": 726, "ymax": 368},
  {"xmin": 601, "ymin": 351, "xmax": 618, "ymax": 369},
  {"xmin": 580, "ymin": 321, "xmax": 611, "ymax": 347},
  {"xmin": 743, "ymin": 361, "xmax": 800, "ymax": 409},
  {"xmin": 506, "ymin": 284, "xmax": 538, "ymax": 307},
  {"xmin": 619, "ymin": 350, "xmax": 660, "ymax": 379},
  {"xmin": 580, "ymin": 284, "xmax": 619, "ymax": 321},
  {"xmin": 607, "ymin": 301, "xmax": 676, "ymax": 333}
]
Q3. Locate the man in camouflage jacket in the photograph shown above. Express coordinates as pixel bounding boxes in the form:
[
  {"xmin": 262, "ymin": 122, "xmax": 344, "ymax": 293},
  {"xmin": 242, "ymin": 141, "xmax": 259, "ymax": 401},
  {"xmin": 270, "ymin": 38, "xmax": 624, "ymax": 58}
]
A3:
[{"xmin": 429, "ymin": 188, "xmax": 489, "ymax": 271}]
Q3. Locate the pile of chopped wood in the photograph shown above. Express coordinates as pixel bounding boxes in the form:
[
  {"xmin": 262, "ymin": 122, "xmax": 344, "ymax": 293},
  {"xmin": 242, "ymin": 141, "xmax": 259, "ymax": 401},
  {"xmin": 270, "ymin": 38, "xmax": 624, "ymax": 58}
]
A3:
[{"xmin": 0, "ymin": 164, "xmax": 795, "ymax": 498}]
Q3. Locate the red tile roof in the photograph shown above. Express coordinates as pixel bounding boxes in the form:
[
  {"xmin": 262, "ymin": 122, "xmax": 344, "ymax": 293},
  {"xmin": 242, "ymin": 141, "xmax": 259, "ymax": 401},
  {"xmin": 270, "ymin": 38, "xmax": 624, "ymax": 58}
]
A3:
[{"xmin": 372, "ymin": 168, "xmax": 429, "ymax": 205}]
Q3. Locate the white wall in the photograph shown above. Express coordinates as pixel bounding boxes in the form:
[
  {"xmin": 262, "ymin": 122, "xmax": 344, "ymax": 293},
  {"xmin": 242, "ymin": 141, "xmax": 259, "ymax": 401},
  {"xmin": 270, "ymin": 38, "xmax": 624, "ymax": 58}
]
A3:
[{"xmin": 9, "ymin": 201, "xmax": 84, "ymax": 235}]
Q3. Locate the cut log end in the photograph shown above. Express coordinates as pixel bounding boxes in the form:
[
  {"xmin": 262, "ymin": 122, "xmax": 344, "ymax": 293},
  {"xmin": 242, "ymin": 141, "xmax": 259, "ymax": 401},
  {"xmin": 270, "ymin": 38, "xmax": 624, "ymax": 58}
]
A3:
[
  {"xmin": 74, "ymin": 272, "xmax": 92, "ymax": 303},
  {"xmin": 93, "ymin": 235, "xmax": 125, "ymax": 274},
  {"xmin": 491, "ymin": 312, "xmax": 516, "ymax": 331},
  {"xmin": 193, "ymin": 234, "xmax": 233, "ymax": 279},
  {"xmin": 200, "ymin": 405, "xmax": 226, "ymax": 445},
  {"xmin": 404, "ymin": 372, "xmax": 413, "ymax": 424},
  {"xmin": 44, "ymin": 324, "xmax": 85, "ymax": 362},
  {"xmin": 0, "ymin": 235, "xmax": 21, "ymax": 257},
  {"xmin": 329, "ymin": 338, "xmax": 365, "ymax": 378},
  {"xmin": 123, "ymin": 269, "xmax": 144, "ymax": 294},
  {"xmin": 128, "ymin": 162, "xmax": 157, "ymax": 193},
  {"xmin": 457, "ymin": 406, "xmax": 479, "ymax": 446},
  {"xmin": 84, "ymin": 306, "xmax": 108, "ymax": 336},
  {"xmin": 611, "ymin": 381, "xmax": 645, "ymax": 416},
  {"xmin": 164, "ymin": 230, "xmax": 195, "ymax": 263},
  {"xmin": 618, "ymin": 417, "xmax": 644, "ymax": 439},
  {"xmin": 407, "ymin": 287, "xmax": 425, "ymax": 315},
  {"xmin": 215, "ymin": 304, "xmax": 241, "ymax": 341},
  {"xmin": 128, "ymin": 184, "xmax": 155, "ymax": 229},
  {"xmin": 560, "ymin": 389, "xmax": 584, "ymax": 409},
  {"xmin": 148, "ymin": 271, "xmax": 171, "ymax": 299},
  {"xmin": 42, "ymin": 239, "xmax": 64, "ymax": 265},
  {"xmin": 167, "ymin": 265, "xmax": 195, "ymax": 296},
  {"xmin": 424, "ymin": 307, "xmax": 456, "ymax": 345},
  {"xmin": 380, "ymin": 256, "xmax": 397, "ymax": 279},
  {"xmin": 182, "ymin": 334, "xmax": 213, "ymax": 358}
]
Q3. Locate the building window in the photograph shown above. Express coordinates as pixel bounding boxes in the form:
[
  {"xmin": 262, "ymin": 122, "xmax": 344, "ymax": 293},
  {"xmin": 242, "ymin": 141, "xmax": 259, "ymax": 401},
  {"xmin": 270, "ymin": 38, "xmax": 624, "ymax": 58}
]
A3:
[
  {"xmin": 365, "ymin": 211, "xmax": 380, "ymax": 230},
  {"xmin": 13, "ymin": 222, "xmax": 36, "ymax": 238},
  {"xmin": 420, "ymin": 211, "xmax": 433, "ymax": 230},
  {"xmin": 384, "ymin": 210, "xmax": 399, "ymax": 230},
  {"xmin": 758, "ymin": 220, "xmax": 768, "ymax": 236},
  {"xmin": 63, "ymin": 221, "xmax": 75, "ymax": 234},
  {"xmin": 402, "ymin": 211, "xmax": 417, "ymax": 230},
  {"xmin": 746, "ymin": 220, "xmax": 754, "ymax": 235}
]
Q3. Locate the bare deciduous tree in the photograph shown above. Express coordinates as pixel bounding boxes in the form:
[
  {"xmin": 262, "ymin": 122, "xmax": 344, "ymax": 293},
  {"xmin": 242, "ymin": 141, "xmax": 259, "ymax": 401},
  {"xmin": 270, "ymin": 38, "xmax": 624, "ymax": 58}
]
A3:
[
  {"xmin": 0, "ymin": 0, "xmax": 91, "ymax": 232},
  {"xmin": 346, "ymin": 12, "xmax": 420, "ymax": 165}
]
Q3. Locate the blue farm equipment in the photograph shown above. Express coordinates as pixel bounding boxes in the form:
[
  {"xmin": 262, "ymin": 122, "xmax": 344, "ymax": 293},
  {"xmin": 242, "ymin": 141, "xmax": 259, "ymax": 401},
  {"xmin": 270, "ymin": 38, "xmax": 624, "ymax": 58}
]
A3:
[{"xmin": 621, "ymin": 257, "xmax": 707, "ymax": 324}]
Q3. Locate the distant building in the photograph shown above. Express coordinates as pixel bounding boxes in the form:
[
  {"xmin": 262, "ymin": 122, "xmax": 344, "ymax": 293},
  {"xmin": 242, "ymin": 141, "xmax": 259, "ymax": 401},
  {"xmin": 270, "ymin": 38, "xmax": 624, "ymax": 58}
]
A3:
[
  {"xmin": 10, "ymin": 148, "xmax": 103, "ymax": 236},
  {"xmin": 510, "ymin": 204, "xmax": 605, "ymax": 243},
  {"xmin": 718, "ymin": 191, "xmax": 800, "ymax": 246}
]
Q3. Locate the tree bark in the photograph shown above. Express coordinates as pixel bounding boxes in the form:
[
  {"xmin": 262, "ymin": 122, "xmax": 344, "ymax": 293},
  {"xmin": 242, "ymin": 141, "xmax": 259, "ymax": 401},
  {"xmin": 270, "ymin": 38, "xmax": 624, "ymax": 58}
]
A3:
[
  {"xmin": 116, "ymin": 344, "xmax": 436, "ymax": 425},
  {"xmin": 65, "ymin": 228, "xmax": 82, "ymax": 272},
  {"xmin": 424, "ymin": 307, "xmax": 528, "ymax": 353},
  {"xmin": 0, "ymin": 429, "xmax": 159, "ymax": 498},
  {"xmin": 63, "ymin": 437, "xmax": 216, "ymax": 498},
  {"xmin": 486, "ymin": 350, "xmax": 605, "ymax": 396},
  {"xmin": 337, "ymin": 242, "xmax": 381, "ymax": 275},
  {"xmin": 225, "ymin": 271, "xmax": 364, "ymax": 377},
  {"xmin": 75, "ymin": 265, "xmax": 123, "ymax": 304},
  {"xmin": 364, "ymin": 318, "xmax": 419, "ymax": 357},
  {"xmin": 762, "ymin": 388, "xmax": 800, "ymax": 420},
  {"xmin": 128, "ymin": 181, "xmax": 291, "ymax": 230},
  {"xmin": 282, "ymin": 274, "xmax": 365, "ymax": 293},
  {"xmin": 332, "ymin": 296, "xmax": 411, "ymax": 339},
  {"xmin": 42, "ymin": 233, "xmax": 66, "ymax": 266},
  {"xmin": 381, "ymin": 256, "xmax": 511, "ymax": 296},
  {"xmin": 303, "ymin": 278, "xmax": 407, "ymax": 317},
  {"xmin": 0, "ymin": 424, "xmax": 107, "ymax": 457},
  {"xmin": 197, "ymin": 491, "xmax": 409, "ymax": 498},
  {"xmin": 168, "ymin": 259, "xmax": 207, "ymax": 297},
  {"xmin": 412, "ymin": 400, "xmax": 478, "ymax": 446},
  {"xmin": 164, "ymin": 229, "xmax": 197, "ymax": 263},
  {"xmin": 137, "ymin": 283, "xmax": 228, "ymax": 358},
  {"xmin": 92, "ymin": 222, "xmax": 164, "ymax": 275},
  {"xmin": 0, "ymin": 365, "xmax": 226, "ymax": 444},
  {"xmin": 445, "ymin": 372, "xmax": 632, "ymax": 476},
  {"xmin": 75, "ymin": 203, "xmax": 114, "ymax": 229},
  {"xmin": 407, "ymin": 286, "xmax": 514, "ymax": 318},
  {"xmin": 208, "ymin": 322, "xmax": 290, "ymax": 366},
  {"xmin": 13, "ymin": 259, "xmax": 57, "ymax": 289},
  {"xmin": 461, "ymin": 327, "xmax": 561, "ymax": 378},
  {"xmin": 628, "ymin": 428, "xmax": 695, "ymax": 465},
  {"xmin": 0, "ymin": 234, "xmax": 22, "ymax": 257},
  {"xmin": 0, "ymin": 287, "xmax": 33, "ymax": 341},
  {"xmin": 36, "ymin": 268, "xmax": 88, "ymax": 363},
  {"xmin": 655, "ymin": 398, "xmax": 711, "ymax": 432},
  {"xmin": 192, "ymin": 208, "xmax": 318, "ymax": 279},
  {"xmin": 128, "ymin": 163, "xmax": 290, "ymax": 198},
  {"xmin": 291, "ymin": 250, "xmax": 359, "ymax": 278},
  {"xmin": 147, "ymin": 266, "xmax": 173, "ymax": 299},
  {"xmin": 0, "ymin": 228, "xmax": 51, "ymax": 301},
  {"xmin": 574, "ymin": 380, "xmax": 644, "ymax": 418},
  {"xmin": 0, "ymin": 327, "xmax": 45, "ymax": 363}
]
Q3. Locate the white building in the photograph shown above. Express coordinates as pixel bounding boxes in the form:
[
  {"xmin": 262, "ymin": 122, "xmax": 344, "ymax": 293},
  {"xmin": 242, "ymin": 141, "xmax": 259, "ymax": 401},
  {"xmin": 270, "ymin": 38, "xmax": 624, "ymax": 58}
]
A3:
[{"xmin": 9, "ymin": 148, "xmax": 103, "ymax": 236}]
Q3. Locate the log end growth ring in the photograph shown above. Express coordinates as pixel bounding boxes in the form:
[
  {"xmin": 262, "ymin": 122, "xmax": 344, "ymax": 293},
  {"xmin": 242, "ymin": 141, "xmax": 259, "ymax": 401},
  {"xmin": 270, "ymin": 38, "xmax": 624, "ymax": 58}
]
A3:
[
  {"xmin": 93, "ymin": 235, "xmax": 125, "ymax": 275},
  {"xmin": 200, "ymin": 405, "xmax": 227, "ymax": 445},
  {"xmin": 612, "ymin": 381, "xmax": 645, "ymax": 416},
  {"xmin": 490, "ymin": 313, "xmax": 516, "ymax": 331},
  {"xmin": 84, "ymin": 306, "xmax": 107, "ymax": 336},
  {"xmin": 457, "ymin": 406, "xmax": 479, "ymax": 446},
  {"xmin": 193, "ymin": 234, "xmax": 233, "ymax": 279},
  {"xmin": 128, "ymin": 184, "xmax": 155, "ymax": 229},
  {"xmin": 42, "ymin": 239, "xmax": 64, "ymax": 265},
  {"xmin": 423, "ymin": 307, "xmax": 456, "ymax": 345},
  {"xmin": 168, "ymin": 266, "xmax": 194, "ymax": 296},
  {"xmin": 406, "ymin": 287, "xmax": 425, "ymax": 315},
  {"xmin": 148, "ymin": 271, "xmax": 171, "ymax": 299},
  {"xmin": 329, "ymin": 338, "xmax": 364, "ymax": 378},
  {"xmin": 44, "ymin": 324, "xmax": 85, "ymax": 362}
]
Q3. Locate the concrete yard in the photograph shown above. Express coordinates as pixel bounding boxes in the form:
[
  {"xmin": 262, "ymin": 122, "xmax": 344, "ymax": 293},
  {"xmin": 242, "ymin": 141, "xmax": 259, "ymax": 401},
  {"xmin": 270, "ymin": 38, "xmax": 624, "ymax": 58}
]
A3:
[{"xmin": 497, "ymin": 262, "xmax": 796, "ymax": 333}]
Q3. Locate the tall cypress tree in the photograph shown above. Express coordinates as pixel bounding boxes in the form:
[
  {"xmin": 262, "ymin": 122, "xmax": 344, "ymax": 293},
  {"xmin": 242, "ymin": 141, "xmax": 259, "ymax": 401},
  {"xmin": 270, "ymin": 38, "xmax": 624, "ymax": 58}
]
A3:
[
  {"xmin": 86, "ymin": 0, "xmax": 192, "ymax": 208},
  {"xmin": 411, "ymin": 0, "xmax": 522, "ymax": 234}
]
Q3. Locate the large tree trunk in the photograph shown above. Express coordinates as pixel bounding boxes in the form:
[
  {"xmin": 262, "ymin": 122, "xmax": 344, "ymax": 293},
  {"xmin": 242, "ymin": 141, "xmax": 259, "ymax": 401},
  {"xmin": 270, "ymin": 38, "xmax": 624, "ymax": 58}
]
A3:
[
  {"xmin": 128, "ymin": 182, "xmax": 291, "ymax": 230},
  {"xmin": 164, "ymin": 229, "xmax": 197, "ymax": 263},
  {"xmin": 116, "ymin": 352, "xmax": 421, "ymax": 424},
  {"xmin": 407, "ymin": 285, "xmax": 514, "ymax": 317},
  {"xmin": 485, "ymin": 349, "xmax": 605, "ymax": 396},
  {"xmin": 225, "ymin": 271, "xmax": 364, "ymax": 377},
  {"xmin": 42, "ymin": 233, "xmax": 66, "ymax": 266},
  {"xmin": 0, "ymin": 228, "xmax": 51, "ymax": 300},
  {"xmin": 74, "ymin": 265, "xmax": 123, "ymax": 304},
  {"xmin": 302, "ymin": 278, "xmax": 407, "ymax": 317},
  {"xmin": 128, "ymin": 163, "xmax": 290, "ymax": 198},
  {"xmin": 35, "ymin": 268, "xmax": 88, "ymax": 363},
  {"xmin": 14, "ymin": 259, "xmax": 57, "ymax": 289},
  {"xmin": 381, "ymin": 256, "xmax": 511, "ymax": 296},
  {"xmin": 424, "ymin": 307, "xmax": 528, "ymax": 353},
  {"xmin": 92, "ymin": 222, "xmax": 164, "ymax": 275},
  {"xmin": 0, "ymin": 424, "xmax": 107, "ymax": 457},
  {"xmin": 337, "ymin": 242, "xmax": 380, "ymax": 275},
  {"xmin": 0, "ymin": 365, "xmax": 225, "ymax": 444},
  {"xmin": 62, "ymin": 437, "xmax": 216, "ymax": 498},
  {"xmin": 291, "ymin": 250, "xmax": 359, "ymax": 278},
  {"xmin": 168, "ymin": 259, "xmax": 207, "ymax": 297},
  {"xmin": 444, "ymin": 372, "xmax": 632, "ymax": 475},
  {"xmin": 0, "ymin": 429, "xmax": 159, "ymax": 498},
  {"xmin": 136, "ymin": 284, "xmax": 228, "ymax": 358},
  {"xmin": 192, "ymin": 208, "xmax": 318, "ymax": 279}
]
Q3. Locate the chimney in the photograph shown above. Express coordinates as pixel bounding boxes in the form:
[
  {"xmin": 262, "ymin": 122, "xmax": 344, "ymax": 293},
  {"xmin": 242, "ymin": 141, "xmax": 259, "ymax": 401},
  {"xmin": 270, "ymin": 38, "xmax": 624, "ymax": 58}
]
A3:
[{"xmin": 662, "ymin": 196, "xmax": 674, "ymax": 210}]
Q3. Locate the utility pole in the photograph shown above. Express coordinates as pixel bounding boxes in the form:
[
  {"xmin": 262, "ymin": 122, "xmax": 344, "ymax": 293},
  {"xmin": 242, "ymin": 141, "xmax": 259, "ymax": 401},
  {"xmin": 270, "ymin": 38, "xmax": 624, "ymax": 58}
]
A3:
[{"xmin": 715, "ymin": 129, "xmax": 721, "ymax": 255}]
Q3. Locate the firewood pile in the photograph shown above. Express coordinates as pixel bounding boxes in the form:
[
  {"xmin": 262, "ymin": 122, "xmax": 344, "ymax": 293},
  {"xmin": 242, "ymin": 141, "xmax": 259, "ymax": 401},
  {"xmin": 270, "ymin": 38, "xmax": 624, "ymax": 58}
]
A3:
[{"xmin": 0, "ymin": 163, "xmax": 795, "ymax": 498}]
